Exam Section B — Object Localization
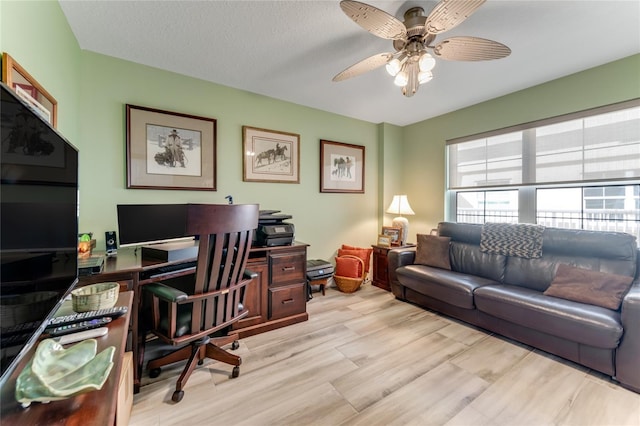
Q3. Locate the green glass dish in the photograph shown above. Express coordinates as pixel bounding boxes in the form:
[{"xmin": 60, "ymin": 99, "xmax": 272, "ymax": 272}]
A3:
[{"xmin": 15, "ymin": 338, "xmax": 115, "ymax": 407}]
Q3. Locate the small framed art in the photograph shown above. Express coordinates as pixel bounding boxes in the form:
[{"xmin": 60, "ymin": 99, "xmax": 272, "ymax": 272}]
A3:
[
  {"xmin": 382, "ymin": 226, "xmax": 402, "ymax": 246},
  {"xmin": 2, "ymin": 53, "xmax": 57, "ymax": 127},
  {"xmin": 377, "ymin": 234, "xmax": 392, "ymax": 248},
  {"xmin": 243, "ymin": 126, "xmax": 300, "ymax": 183},
  {"xmin": 126, "ymin": 104, "xmax": 216, "ymax": 190},
  {"xmin": 320, "ymin": 140, "xmax": 365, "ymax": 193}
]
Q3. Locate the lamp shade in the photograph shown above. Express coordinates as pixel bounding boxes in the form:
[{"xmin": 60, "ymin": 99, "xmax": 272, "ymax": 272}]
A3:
[{"xmin": 386, "ymin": 195, "xmax": 415, "ymax": 216}]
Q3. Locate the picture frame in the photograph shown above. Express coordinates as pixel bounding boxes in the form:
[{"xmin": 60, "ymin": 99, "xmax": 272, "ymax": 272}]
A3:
[
  {"xmin": 2, "ymin": 52, "xmax": 57, "ymax": 127},
  {"xmin": 382, "ymin": 226, "xmax": 403, "ymax": 246},
  {"xmin": 377, "ymin": 234, "xmax": 392, "ymax": 248},
  {"xmin": 242, "ymin": 126, "xmax": 300, "ymax": 183},
  {"xmin": 320, "ymin": 139, "xmax": 365, "ymax": 193},
  {"xmin": 126, "ymin": 104, "xmax": 216, "ymax": 191}
]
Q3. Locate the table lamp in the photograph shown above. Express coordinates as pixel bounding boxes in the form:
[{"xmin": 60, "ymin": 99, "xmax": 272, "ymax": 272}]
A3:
[{"xmin": 386, "ymin": 195, "xmax": 415, "ymax": 245}]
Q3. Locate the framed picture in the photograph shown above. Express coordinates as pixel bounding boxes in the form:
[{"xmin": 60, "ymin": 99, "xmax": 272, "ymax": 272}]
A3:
[
  {"xmin": 382, "ymin": 226, "xmax": 402, "ymax": 246},
  {"xmin": 126, "ymin": 104, "xmax": 216, "ymax": 190},
  {"xmin": 320, "ymin": 140, "xmax": 365, "ymax": 193},
  {"xmin": 2, "ymin": 52, "xmax": 57, "ymax": 127},
  {"xmin": 377, "ymin": 234, "xmax": 392, "ymax": 248},
  {"xmin": 242, "ymin": 126, "xmax": 300, "ymax": 183}
]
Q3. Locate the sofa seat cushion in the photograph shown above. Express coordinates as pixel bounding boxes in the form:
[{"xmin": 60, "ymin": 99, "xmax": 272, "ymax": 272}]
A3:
[
  {"xmin": 474, "ymin": 284, "xmax": 623, "ymax": 348},
  {"xmin": 396, "ymin": 265, "xmax": 498, "ymax": 309}
]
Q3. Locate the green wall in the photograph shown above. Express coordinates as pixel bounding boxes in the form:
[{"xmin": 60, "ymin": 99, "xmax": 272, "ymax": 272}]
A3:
[
  {"xmin": 0, "ymin": 0, "xmax": 81, "ymax": 142},
  {"xmin": 1, "ymin": 1, "xmax": 397, "ymax": 261},
  {"xmin": 76, "ymin": 53, "xmax": 384, "ymax": 259},
  {"xmin": 2, "ymin": 1, "xmax": 638, "ymax": 261},
  {"xmin": 403, "ymin": 54, "xmax": 640, "ymax": 234}
]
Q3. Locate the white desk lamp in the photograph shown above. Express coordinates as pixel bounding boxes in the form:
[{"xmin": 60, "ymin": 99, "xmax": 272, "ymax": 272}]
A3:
[{"xmin": 386, "ymin": 195, "xmax": 415, "ymax": 245}]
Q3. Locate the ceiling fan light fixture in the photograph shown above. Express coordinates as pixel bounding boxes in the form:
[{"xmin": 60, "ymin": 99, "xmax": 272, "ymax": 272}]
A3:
[
  {"xmin": 394, "ymin": 70, "xmax": 409, "ymax": 87},
  {"xmin": 418, "ymin": 53, "xmax": 436, "ymax": 72}
]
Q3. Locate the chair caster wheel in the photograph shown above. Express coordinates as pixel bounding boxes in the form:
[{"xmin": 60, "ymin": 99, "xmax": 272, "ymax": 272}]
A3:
[
  {"xmin": 149, "ymin": 368, "xmax": 161, "ymax": 378},
  {"xmin": 172, "ymin": 390, "xmax": 184, "ymax": 403},
  {"xmin": 232, "ymin": 366, "xmax": 240, "ymax": 378},
  {"xmin": 231, "ymin": 341, "xmax": 239, "ymax": 350},
  {"xmin": 198, "ymin": 359, "xmax": 204, "ymax": 365}
]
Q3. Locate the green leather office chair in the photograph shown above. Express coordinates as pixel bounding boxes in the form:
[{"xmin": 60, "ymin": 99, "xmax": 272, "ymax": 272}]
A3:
[{"xmin": 143, "ymin": 203, "xmax": 259, "ymax": 402}]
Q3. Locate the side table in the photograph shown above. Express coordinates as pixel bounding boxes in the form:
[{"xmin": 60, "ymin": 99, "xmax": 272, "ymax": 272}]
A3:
[{"xmin": 372, "ymin": 244, "xmax": 415, "ymax": 291}]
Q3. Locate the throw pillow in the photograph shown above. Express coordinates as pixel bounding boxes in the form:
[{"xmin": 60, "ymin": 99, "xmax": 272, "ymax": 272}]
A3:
[
  {"xmin": 335, "ymin": 256, "xmax": 364, "ymax": 278},
  {"xmin": 543, "ymin": 264, "xmax": 634, "ymax": 310},
  {"xmin": 338, "ymin": 247, "xmax": 372, "ymax": 273},
  {"xmin": 415, "ymin": 234, "xmax": 451, "ymax": 270}
]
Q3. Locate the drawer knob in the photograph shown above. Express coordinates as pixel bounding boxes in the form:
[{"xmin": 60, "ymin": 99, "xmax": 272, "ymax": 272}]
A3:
[
  {"xmin": 282, "ymin": 266, "xmax": 296, "ymax": 272},
  {"xmin": 281, "ymin": 298, "xmax": 294, "ymax": 304}
]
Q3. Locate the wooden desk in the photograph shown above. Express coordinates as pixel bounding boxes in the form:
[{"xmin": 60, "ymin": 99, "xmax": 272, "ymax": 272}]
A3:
[
  {"xmin": 80, "ymin": 243, "xmax": 309, "ymax": 392},
  {"xmin": 0, "ymin": 291, "xmax": 133, "ymax": 426}
]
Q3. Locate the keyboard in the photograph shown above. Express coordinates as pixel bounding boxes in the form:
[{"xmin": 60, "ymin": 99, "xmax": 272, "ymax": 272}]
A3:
[
  {"xmin": 147, "ymin": 260, "xmax": 197, "ymax": 278},
  {"xmin": 47, "ymin": 305, "xmax": 128, "ymax": 327}
]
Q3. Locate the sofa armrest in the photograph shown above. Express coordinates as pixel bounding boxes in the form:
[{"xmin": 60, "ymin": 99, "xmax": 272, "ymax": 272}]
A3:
[
  {"xmin": 615, "ymin": 278, "xmax": 640, "ymax": 392},
  {"xmin": 388, "ymin": 247, "xmax": 416, "ymax": 299}
]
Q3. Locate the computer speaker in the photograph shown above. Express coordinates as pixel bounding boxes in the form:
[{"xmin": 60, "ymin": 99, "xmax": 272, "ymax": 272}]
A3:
[{"xmin": 105, "ymin": 231, "xmax": 117, "ymax": 256}]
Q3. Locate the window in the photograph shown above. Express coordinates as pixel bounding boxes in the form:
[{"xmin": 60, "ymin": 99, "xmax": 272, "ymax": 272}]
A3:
[
  {"xmin": 447, "ymin": 100, "xmax": 640, "ymax": 242},
  {"xmin": 537, "ymin": 185, "xmax": 639, "ymax": 236},
  {"xmin": 456, "ymin": 190, "xmax": 518, "ymax": 224}
]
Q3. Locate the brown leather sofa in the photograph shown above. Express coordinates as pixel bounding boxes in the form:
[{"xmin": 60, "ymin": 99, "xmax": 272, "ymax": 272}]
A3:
[{"xmin": 388, "ymin": 222, "xmax": 640, "ymax": 393}]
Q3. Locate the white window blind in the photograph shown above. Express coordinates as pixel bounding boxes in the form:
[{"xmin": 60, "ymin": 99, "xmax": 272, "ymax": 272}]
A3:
[{"xmin": 448, "ymin": 101, "xmax": 640, "ymax": 189}]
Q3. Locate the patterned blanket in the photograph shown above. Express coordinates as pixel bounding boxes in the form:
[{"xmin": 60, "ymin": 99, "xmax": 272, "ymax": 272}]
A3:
[{"xmin": 480, "ymin": 222, "xmax": 545, "ymax": 259}]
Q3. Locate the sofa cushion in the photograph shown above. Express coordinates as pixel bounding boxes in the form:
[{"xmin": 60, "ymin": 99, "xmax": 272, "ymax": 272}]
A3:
[
  {"xmin": 474, "ymin": 284, "xmax": 623, "ymax": 348},
  {"xmin": 449, "ymin": 242, "xmax": 506, "ymax": 283},
  {"xmin": 480, "ymin": 222, "xmax": 544, "ymax": 259},
  {"xmin": 544, "ymin": 264, "xmax": 634, "ymax": 310},
  {"xmin": 396, "ymin": 265, "xmax": 498, "ymax": 309},
  {"xmin": 415, "ymin": 234, "xmax": 451, "ymax": 270}
]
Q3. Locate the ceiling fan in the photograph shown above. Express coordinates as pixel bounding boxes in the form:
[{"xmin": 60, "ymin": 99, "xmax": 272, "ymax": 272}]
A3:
[{"xmin": 333, "ymin": 0, "xmax": 511, "ymax": 97}]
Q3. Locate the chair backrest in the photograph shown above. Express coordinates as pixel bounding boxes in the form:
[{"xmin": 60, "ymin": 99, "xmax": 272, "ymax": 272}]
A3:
[{"xmin": 186, "ymin": 203, "xmax": 259, "ymax": 335}]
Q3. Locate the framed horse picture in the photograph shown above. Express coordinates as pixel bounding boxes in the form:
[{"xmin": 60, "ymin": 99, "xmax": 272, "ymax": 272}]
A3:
[
  {"xmin": 126, "ymin": 104, "xmax": 217, "ymax": 190},
  {"xmin": 320, "ymin": 140, "xmax": 365, "ymax": 193},
  {"xmin": 242, "ymin": 126, "xmax": 300, "ymax": 183}
]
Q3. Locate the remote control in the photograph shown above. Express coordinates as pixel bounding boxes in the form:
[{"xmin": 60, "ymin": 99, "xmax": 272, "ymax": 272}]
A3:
[
  {"xmin": 55, "ymin": 327, "xmax": 109, "ymax": 345},
  {"xmin": 48, "ymin": 306, "xmax": 128, "ymax": 327},
  {"xmin": 47, "ymin": 317, "xmax": 112, "ymax": 337}
]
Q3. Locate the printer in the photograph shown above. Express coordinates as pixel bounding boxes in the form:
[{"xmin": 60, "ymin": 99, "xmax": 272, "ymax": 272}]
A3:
[{"xmin": 255, "ymin": 210, "xmax": 295, "ymax": 247}]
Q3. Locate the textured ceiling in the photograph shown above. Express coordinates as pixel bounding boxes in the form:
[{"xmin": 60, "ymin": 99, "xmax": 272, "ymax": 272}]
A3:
[{"xmin": 59, "ymin": 0, "xmax": 640, "ymax": 126}]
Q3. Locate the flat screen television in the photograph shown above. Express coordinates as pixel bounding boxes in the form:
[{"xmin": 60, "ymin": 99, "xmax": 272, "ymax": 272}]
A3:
[
  {"xmin": 116, "ymin": 204, "xmax": 193, "ymax": 248},
  {"xmin": 0, "ymin": 82, "xmax": 79, "ymax": 401}
]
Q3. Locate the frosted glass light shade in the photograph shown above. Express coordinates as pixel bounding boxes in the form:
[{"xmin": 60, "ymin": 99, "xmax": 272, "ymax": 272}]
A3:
[
  {"xmin": 394, "ymin": 71, "xmax": 409, "ymax": 87},
  {"xmin": 419, "ymin": 53, "xmax": 436, "ymax": 72},
  {"xmin": 386, "ymin": 58, "xmax": 401, "ymax": 76},
  {"xmin": 418, "ymin": 71, "xmax": 433, "ymax": 84}
]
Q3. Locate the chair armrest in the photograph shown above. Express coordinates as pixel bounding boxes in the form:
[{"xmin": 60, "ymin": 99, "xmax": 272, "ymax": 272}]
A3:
[
  {"xmin": 144, "ymin": 282, "xmax": 188, "ymax": 303},
  {"xmin": 615, "ymin": 278, "xmax": 640, "ymax": 392},
  {"xmin": 244, "ymin": 268, "xmax": 258, "ymax": 279}
]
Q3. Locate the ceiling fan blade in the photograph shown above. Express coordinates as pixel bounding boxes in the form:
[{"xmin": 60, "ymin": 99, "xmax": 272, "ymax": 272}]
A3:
[
  {"xmin": 433, "ymin": 36, "xmax": 511, "ymax": 61},
  {"xmin": 332, "ymin": 52, "xmax": 394, "ymax": 82},
  {"xmin": 425, "ymin": 0, "xmax": 486, "ymax": 35},
  {"xmin": 340, "ymin": 0, "xmax": 407, "ymax": 40}
]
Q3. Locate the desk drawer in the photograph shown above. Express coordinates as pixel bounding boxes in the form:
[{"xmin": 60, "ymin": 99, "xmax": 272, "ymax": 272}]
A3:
[
  {"xmin": 269, "ymin": 252, "xmax": 305, "ymax": 286},
  {"xmin": 268, "ymin": 284, "xmax": 306, "ymax": 320}
]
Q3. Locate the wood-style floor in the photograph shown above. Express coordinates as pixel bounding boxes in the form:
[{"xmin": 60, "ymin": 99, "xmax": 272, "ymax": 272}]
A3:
[{"xmin": 130, "ymin": 283, "xmax": 640, "ymax": 426}]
